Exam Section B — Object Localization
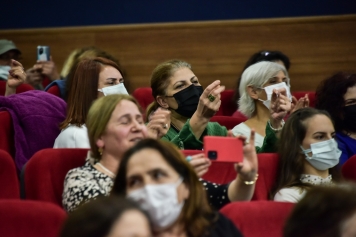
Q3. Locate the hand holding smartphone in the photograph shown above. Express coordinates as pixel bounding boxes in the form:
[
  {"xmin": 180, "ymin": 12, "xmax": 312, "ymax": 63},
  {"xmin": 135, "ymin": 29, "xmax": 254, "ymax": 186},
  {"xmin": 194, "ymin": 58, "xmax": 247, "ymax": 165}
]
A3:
[
  {"xmin": 204, "ymin": 136, "xmax": 243, "ymax": 162},
  {"xmin": 37, "ymin": 46, "xmax": 50, "ymax": 61}
]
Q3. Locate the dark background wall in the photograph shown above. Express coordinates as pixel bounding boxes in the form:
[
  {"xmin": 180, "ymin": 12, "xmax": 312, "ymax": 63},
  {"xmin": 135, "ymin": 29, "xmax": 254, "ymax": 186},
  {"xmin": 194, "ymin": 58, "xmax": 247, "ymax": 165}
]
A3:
[{"xmin": 2, "ymin": 0, "xmax": 356, "ymax": 29}]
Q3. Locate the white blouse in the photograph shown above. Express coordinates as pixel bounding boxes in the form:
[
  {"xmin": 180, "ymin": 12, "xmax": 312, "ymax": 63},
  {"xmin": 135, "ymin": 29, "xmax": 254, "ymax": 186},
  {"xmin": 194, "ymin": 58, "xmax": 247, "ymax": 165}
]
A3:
[
  {"xmin": 231, "ymin": 122, "xmax": 264, "ymax": 147},
  {"xmin": 54, "ymin": 124, "xmax": 90, "ymax": 148}
]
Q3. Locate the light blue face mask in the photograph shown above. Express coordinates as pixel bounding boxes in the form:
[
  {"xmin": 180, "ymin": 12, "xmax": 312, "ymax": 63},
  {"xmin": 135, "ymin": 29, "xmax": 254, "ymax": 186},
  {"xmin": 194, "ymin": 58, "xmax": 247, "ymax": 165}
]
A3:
[
  {"xmin": 0, "ymin": 66, "xmax": 11, "ymax": 80},
  {"xmin": 300, "ymin": 138, "xmax": 341, "ymax": 170}
]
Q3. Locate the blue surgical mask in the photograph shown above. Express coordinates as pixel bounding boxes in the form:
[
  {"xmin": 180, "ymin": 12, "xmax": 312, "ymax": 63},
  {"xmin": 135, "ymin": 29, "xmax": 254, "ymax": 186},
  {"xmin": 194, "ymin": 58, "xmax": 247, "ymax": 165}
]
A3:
[{"xmin": 0, "ymin": 66, "xmax": 11, "ymax": 80}]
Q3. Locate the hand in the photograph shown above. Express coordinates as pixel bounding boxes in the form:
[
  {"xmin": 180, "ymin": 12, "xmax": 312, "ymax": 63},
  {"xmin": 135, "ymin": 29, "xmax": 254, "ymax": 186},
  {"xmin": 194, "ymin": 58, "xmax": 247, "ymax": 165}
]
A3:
[
  {"xmin": 195, "ymin": 80, "xmax": 225, "ymax": 120},
  {"xmin": 270, "ymin": 87, "xmax": 291, "ymax": 128},
  {"xmin": 187, "ymin": 153, "xmax": 211, "ymax": 177},
  {"xmin": 7, "ymin": 60, "xmax": 26, "ymax": 89},
  {"xmin": 146, "ymin": 107, "xmax": 171, "ymax": 139},
  {"xmin": 33, "ymin": 56, "xmax": 60, "ymax": 81},
  {"xmin": 25, "ymin": 67, "xmax": 43, "ymax": 87},
  {"xmin": 234, "ymin": 129, "xmax": 258, "ymax": 182},
  {"xmin": 290, "ymin": 94, "xmax": 309, "ymax": 114}
]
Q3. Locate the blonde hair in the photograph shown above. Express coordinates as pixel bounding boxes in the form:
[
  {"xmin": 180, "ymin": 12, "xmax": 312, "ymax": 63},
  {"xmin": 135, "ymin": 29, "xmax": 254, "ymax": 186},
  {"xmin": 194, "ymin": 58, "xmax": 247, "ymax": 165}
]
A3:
[{"xmin": 87, "ymin": 94, "xmax": 141, "ymax": 160}]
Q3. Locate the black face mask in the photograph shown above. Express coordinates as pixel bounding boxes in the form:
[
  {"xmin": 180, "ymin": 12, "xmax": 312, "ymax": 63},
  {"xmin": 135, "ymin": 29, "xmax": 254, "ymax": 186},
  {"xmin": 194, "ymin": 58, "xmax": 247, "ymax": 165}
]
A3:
[
  {"xmin": 170, "ymin": 84, "xmax": 203, "ymax": 118},
  {"xmin": 343, "ymin": 104, "xmax": 356, "ymax": 133}
]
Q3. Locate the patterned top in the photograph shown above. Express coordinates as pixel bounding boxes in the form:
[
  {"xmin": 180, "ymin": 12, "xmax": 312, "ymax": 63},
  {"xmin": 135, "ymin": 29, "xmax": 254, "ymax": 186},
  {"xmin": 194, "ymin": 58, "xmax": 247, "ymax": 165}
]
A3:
[{"xmin": 62, "ymin": 155, "xmax": 114, "ymax": 212}]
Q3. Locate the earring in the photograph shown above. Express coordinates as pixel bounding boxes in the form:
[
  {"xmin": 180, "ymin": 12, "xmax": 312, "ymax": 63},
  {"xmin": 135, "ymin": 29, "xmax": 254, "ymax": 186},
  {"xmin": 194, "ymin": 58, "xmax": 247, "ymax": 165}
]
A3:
[{"xmin": 98, "ymin": 147, "xmax": 103, "ymax": 156}]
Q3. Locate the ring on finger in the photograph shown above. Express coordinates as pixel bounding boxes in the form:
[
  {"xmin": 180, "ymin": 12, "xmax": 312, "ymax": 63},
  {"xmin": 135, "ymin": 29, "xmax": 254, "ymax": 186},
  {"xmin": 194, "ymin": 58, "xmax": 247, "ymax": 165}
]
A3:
[
  {"xmin": 208, "ymin": 94, "xmax": 216, "ymax": 102},
  {"xmin": 163, "ymin": 123, "xmax": 168, "ymax": 129}
]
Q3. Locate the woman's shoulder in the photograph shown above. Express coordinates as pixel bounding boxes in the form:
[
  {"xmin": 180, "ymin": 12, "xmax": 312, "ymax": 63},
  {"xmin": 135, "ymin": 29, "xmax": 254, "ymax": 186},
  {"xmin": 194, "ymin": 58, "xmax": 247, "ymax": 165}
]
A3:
[
  {"xmin": 206, "ymin": 212, "xmax": 243, "ymax": 237},
  {"xmin": 54, "ymin": 124, "xmax": 90, "ymax": 148},
  {"xmin": 274, "ymin": 186, "xmax": 306, "ymax": 203},
  {"xmin": 231, "ymin": 122, "xmax": 249, "ymax": 134}
]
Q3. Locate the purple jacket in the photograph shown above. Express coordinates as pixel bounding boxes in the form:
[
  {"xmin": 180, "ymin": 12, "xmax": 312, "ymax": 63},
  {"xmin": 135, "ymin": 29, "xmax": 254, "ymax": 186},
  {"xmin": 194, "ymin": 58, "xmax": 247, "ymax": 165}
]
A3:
[{"xmin": 0, "ymin": 90, "xmax": 66, "ymax": 170}]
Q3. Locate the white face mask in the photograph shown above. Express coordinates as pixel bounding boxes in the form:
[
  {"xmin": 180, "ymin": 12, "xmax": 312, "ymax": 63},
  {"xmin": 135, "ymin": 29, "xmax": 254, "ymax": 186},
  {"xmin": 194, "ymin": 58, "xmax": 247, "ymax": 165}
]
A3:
[
  {"xmin": 98, "ymin": 83, "xmax": 128, "ymax": 96},
  {"xmin": 0, "ymin": 66, "xmax": 11, "ymax": 80},
  {"xmin": 127, "ymin": 177, "xmax": 184, "ymax": 230},
  {"xmin": 300, "ymin": 138, "xmax": 341, "ymax": 170},
  {"xmin": 258, "ymin": 82, "xmax": 291, "ymax": 109}
]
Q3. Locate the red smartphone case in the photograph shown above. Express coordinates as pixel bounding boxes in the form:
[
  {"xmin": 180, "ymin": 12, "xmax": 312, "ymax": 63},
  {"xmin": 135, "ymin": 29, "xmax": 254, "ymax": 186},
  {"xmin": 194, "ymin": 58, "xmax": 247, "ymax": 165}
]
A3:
[{"xmin": 203, "ymin": 136, "xmax": 243, "ymax": 162}]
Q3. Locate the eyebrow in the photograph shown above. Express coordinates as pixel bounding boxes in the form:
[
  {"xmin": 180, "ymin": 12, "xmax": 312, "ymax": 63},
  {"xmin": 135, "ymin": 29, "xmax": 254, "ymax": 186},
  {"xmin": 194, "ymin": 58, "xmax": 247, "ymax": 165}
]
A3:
[{"xmin": 173, "ymin": 76, "xmax": 196, "ymax": 87}]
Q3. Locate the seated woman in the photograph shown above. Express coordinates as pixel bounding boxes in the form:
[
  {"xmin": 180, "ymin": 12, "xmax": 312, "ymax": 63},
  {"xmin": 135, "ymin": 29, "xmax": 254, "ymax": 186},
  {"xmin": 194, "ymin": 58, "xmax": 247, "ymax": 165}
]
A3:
[
  {"xmin": 54, "ymin": 57, "xmax": 129, "ymax": 148},
  {"xmin": 284, "ymin": 183, "xmax": 356, "ymax": 237},
  {"xmin": 111, "ymin": 138, "xmax": 244, "ymax": 237},
  {"xmin": 315, "ymin": 72, "xmax": 356, "ymax": 165},
  {"xmin": 272, "ymin": 107, "xmax": 342, "ymax": 203},
  {"xmin": 147, "ymin": 59, "xmax": 288, "ymax": 151},
  {"xmin": 62, "ymin": 94, "xmax": 168, "ymax": 212},
  {"xmin": 232, "ymin": 61, "xmax": 294, "ymax": 147},
  {"xmin": 60, "ymin": 196, "xmax": 152, "ymax": 237}
]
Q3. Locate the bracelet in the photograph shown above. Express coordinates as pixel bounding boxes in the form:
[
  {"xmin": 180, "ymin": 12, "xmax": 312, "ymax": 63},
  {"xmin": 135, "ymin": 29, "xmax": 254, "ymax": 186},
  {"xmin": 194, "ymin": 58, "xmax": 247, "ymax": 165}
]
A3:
[
  {"xmin": 268, "ymin": 119, "xmax": 285, "ymax": 132},
  {"xmin": 239, "ymin": 174, "xmax": 259, "ymax": 185}
]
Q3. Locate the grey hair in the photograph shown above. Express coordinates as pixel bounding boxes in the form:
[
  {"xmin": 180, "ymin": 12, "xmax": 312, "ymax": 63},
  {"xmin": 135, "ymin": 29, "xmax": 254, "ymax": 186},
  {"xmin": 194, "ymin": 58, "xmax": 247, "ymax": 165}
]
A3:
[{"xmin": 238, "ymin": 61, "xmax": 289, "ymax": 118}]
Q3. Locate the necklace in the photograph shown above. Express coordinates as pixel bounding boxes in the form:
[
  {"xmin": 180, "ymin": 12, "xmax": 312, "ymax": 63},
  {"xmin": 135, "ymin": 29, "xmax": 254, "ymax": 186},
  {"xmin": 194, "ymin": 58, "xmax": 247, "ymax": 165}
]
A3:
[{"xmin": 96, "ymin": 162, "xmax": 116, "ymax": 178}]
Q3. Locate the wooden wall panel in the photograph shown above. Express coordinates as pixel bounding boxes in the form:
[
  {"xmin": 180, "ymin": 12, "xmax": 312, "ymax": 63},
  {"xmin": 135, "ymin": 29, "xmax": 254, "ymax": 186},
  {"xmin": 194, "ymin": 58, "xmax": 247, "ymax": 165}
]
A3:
[{"xmin": 1, "ymin": 14, "xmax": 355, "ymax": 93}]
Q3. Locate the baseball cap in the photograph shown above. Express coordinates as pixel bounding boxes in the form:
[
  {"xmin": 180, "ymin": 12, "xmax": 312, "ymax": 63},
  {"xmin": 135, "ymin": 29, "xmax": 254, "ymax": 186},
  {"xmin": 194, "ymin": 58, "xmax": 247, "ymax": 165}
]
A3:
[{"xmin": 0, "ymin": 39, "xmax": 21, "ymax": 55}]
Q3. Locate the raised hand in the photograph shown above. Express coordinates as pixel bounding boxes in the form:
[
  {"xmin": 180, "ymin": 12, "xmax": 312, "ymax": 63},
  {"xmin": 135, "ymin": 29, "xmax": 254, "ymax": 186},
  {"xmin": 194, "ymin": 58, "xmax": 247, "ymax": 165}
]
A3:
[
  {"xmin": 269, "ymin": 87, "xmax": 291, "ymax": 128},
  {"xmin": 7, "ymin": 60, "xmax": 26, "ymax": 89},
  {"xmin": 187, "ymin": 153, "xmax": 211, "ymax": 177},
  {"xmin": 33, "ymin": 56, "xmax": 60, "ymax": 81},
  {"xmin": 290, "ymin": 94, "xmax": 309, "ymax": 114},
  {"xmin": 146, "ymin": 107, "xmax": 171, "ymax": 139}
]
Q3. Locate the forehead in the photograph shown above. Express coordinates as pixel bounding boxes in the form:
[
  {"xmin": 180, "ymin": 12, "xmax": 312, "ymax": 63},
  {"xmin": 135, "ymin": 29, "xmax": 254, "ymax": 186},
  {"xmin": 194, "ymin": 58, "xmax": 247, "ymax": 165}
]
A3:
[
  {"xmin": 344, "ymin": 86, "xmax": 356, "ymax": 100},
  {"xmin": 168, "ymin": 67, "xmax": 195, "ymax": 84},
  {"xmin": 111, "ymin": 100, "xmax": 140, "ymax": 117},
  {"xmin": 126, "ymin": 148, "xmax": 177, "ymax": 176},
  {"xmin": 304, "ymin": 114, "xmax": 334, "ymax": 134}
]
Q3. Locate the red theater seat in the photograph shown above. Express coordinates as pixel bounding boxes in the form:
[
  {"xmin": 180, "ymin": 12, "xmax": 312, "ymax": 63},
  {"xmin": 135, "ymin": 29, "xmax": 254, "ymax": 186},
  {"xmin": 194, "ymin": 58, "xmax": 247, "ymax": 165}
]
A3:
[
  {"xmin": 46, "ymin": 84, "xmax": 61, "ymax": 97},
  {"xmin": 132, "ymin": 87, "xmax": 154, "ymax": 113},
  {"xmin": 216, "ymin": 89, "xmax": 237, "ymax": 116},
  {"xmin": 0, "ymin": 80, "xmax": 34, "ymax": 96},
  {"xmin": 342, "ymin": 155, "xmax": 356, "ymax": 182},
  {"xmin": 0, "ymin": 200, "xmax": 66, "ymax": 237},
  {"xmin": 220, "ymin": 201, "xmax": 294, "ymax": 237},
  {"xmin": 0, "ymin": 111, "xmax": 15, "ymax": 158},
  {"xmin": 210, "ymin": 116, "xmax": 246, "ymax": 130},
  {"xmin": 0, "ymin": 150, "xmax": 20, "ymax": 199},
  {"xmin": 22, "ymin": 148, "xmax": 88, "ymax": 207}
]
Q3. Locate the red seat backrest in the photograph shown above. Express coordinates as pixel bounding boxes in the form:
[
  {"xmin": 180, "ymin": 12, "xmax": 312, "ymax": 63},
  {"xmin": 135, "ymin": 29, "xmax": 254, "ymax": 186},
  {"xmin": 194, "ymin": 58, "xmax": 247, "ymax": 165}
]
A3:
[
  {"xmin": 0, "ymin": 111, "xmax": 15, "ymax": 158},
  {"xmin": 132, "ymin": 87, "xmax": 154, "ymax": 113},
  {"xmin": 0, "ymin": 150, "xmax": 19, "ymax": 199},
  {"xmin": 0, "ymin": 80, "xmax": 34, "ymax": 96},
  {"xmin": 292, "ymin": 91, "xmax": 316, "ymax": 108},
  {"xmin": 216, "ymin": 89, "xmax": 237, "ymax": 116},
  {"xmin": 23, "ymin": 148, "xmax": 88, "ymax": 207},
  {"xmin": 220, "ymin": 201, "xmax": 294, "ymax": 237},
  {"xmin": 210, "ymin": 115, "xmax": 247, "ymax": 130},
  {"xmin": 46, "ymin": 84, "xmax": 61, "ymax": 97},
  {"xmin": 0, "ymin": 200, "xmax": 66, "ymax": 237},
  {"xmin": 342, "ymin": 154, "xmax": 356, "ymax": 181}
]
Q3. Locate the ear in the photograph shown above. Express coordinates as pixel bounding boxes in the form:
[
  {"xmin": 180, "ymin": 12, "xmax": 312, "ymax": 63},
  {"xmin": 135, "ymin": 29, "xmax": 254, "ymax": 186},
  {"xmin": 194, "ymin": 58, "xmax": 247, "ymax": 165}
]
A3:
[
  {"xmin": 247, "ymin": 85, "xmax": 259, "ymax": 100},
  {"xmin": 96, "ymin": 137, "xmax": 105, "ymax": 149},
  {"xmin": 181, "ymin": 182, "xmax": 190, "ymax": 201},
  {"xmin": 156, "ymin": 95, "xmax": 169, "ymax": 109}
]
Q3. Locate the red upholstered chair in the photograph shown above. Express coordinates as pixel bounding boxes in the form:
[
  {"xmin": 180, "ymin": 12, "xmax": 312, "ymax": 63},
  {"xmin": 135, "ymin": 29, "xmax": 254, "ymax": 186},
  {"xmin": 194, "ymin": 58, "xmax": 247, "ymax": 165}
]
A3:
[
  {"xmin": 0, "ymin": 150, "xmax": 20, "ymax": 199},
  {"xmin": 292, "ymin": 91, "xmax": 316, "ymax": 108},
  {"xmin": 252, "ymin": 153, "xmax": 279, "ymax": 200},
  {"xmin": 0, "ymin": 200, "xmax": 66, "ymax": 237},
  {"xmin": 22, "ymin": 148, "xmax": 88, "ymax": 207},
  {"xmin": 0, "ymin": 111, "xmax": 15, "ymax": 158},
  {"xmin": 132, "ymin": 87, "xmax": 154, "ymax": 113},
  {"xmin": 0, "ymin": 80, "xmax": 34, "ymax": 96},
  {"xmin": 210, "ymin": 116, "xmax": 246, "ymax": 130},
  {"xmin": 216, "ymin": 89, "xmax": 237, "ymax": 116},
  {"xmin": 46, "ymin": 84, "xmax": 61, "ymax": 97},
  {"xmin": 231, "ymin": 110, "xmax": 248, "ymax": 120},
  {"xmin": 220, "ymin": 201, "xmax": 294, "ymax": 237},
  {"xmin": 342, "ymin": 154, "xmax": 356, "ymax": 182}
]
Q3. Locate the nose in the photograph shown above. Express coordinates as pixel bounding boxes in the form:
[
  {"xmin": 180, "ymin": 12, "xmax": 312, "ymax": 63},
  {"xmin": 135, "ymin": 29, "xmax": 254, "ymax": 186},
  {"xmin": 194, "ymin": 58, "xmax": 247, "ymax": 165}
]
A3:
[{"xmin": 131, "ymin": 119, "xmax": 144, "ymax": 131}]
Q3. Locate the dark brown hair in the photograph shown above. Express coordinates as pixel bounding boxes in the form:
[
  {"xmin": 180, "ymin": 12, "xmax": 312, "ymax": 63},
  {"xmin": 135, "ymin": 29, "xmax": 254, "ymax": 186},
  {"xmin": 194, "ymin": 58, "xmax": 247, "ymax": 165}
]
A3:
[
  {"xmin": 284, "ymin": 183, "xmax": 356, "ymax": 237},
  {"xmin": 60, "ymin": 195, "xmax": 151, "ymax": 237},
  {"xmin": 60, "ymin": 57, "xmax": 123, "ymax": 130},
  {"xmin": 315, "ymin": 72, "xmax": 356, "ymax": 133},
  {"xmin": 111, "ymin": 138, "xmax": 216, "ymax": 237},
  {"xmin": 271, "ymin": 107, "xmax": 341, "ymax": 198}
]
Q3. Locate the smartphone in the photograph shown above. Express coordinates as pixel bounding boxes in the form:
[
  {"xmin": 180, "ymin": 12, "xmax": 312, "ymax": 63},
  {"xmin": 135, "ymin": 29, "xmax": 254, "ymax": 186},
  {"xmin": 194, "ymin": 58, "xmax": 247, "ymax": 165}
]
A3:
[
  {"xmin": 204, "ymin": 136, "xmax": 243, "ymax": 162},
  {"xmin": 37, "ymin": 46, "xmax": 50, "ymax": 61}
]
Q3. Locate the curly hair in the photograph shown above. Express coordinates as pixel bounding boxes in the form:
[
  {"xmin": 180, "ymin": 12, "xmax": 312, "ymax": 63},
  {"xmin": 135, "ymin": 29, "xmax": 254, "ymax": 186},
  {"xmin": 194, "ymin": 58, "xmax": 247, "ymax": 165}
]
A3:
[{"xmin": 315, "ymin": 72, "xmax": 356, "ymax": 132}]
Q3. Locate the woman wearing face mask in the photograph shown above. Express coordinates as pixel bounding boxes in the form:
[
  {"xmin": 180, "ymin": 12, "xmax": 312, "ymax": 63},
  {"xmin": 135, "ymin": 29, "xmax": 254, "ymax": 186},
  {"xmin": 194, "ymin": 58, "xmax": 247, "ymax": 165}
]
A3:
[
  {"xmin": 62, "ymin": 94, "xmax": 169, "ymax": 212},
  {"xmin": 111, "ymin": 138, "xmax": 244, "ymax": 237},
  {"xmin": 147, "ymin": 59, "xmax": 287, "ymax": 151},
  {"xmin": 272, "ymin": 107, "xmax": 342, "ymax": 203},
  {"xmin": 315, "ymin": 72, "xmax": 356, "ymax": 165},
  {"xmin": 232, "ymin": 61, "xmax": 296, "ymax": 147}
]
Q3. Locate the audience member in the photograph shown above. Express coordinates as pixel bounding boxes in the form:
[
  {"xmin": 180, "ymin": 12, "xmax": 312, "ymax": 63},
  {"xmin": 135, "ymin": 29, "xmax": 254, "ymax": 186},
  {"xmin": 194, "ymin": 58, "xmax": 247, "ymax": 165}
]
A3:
[
  {"xmin": 147, "ymin": 59, "xmax": 284, "ymax": 151},
  {"xmin": 284, "ymin": 183, "xmax": 356, "ymax": 237},
  {"xmin": 62, "ymin": 94, "xmax": 168, "ymax": 212},
  {"xmin": 111, "ymin": 138, "xmax": 244, "ymax": 237},
  {"xmin": 315, "ymin": 72, "xmax": 356, "ymax": 165},
  {"xmin": 272, "ymin": 107, "xmax": 342, "ymax": 203},
  {"xmin": 0, "ymin": 39, "xmax": 21, "ymax": 81},
  {"xmin": 60, "ymin": 196, "xmax": 152, "ymax": 237},
  {"xmin": 231, "ymin": 61, "xmax": 292, "ymax": 147}
]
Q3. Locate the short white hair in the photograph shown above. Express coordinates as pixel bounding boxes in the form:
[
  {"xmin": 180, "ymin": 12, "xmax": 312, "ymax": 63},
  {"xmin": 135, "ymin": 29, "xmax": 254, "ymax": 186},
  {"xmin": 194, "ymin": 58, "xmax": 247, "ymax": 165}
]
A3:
[{"xmin": 238, "ymin": 61, "xmax": 289, "ymax": 118}]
